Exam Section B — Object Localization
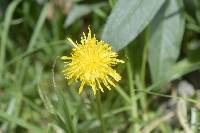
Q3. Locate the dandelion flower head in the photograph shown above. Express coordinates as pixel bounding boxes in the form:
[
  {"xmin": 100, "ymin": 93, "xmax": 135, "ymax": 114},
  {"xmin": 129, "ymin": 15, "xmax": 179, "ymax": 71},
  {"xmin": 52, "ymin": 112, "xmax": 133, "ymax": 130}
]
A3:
[{"xmin": 61, "ymin": 27, "xmax": 124, "ymax": 95}]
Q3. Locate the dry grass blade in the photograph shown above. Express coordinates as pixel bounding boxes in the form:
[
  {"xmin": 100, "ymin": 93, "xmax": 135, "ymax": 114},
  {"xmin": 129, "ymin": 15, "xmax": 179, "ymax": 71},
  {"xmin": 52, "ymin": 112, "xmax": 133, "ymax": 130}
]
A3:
[
  {"xmin": 176, "ymin": 99, "xmax": 192, "ymax": 133},
  {"xmin": 141, "ymin": 111, "xmax": 175, "ymax": 133}
]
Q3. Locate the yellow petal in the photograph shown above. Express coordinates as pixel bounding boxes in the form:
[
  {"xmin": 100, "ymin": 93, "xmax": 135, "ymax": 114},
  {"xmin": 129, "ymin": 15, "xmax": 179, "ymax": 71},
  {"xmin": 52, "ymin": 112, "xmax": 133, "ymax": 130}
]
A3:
[
  {"xmin": 67, "ymin": 38, "xmax": 77, "ymax": 47},
  {"xmin": 61, "ymin": 56, "xmax": 69, "ymax": 60},
  {"xmin": 78, "ymin": 82, "xmax": 85, "ymax": 94}
]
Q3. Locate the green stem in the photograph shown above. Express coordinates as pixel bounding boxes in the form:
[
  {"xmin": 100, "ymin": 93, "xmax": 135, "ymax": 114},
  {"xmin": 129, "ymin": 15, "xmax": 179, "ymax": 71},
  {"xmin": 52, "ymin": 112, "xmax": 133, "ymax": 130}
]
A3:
[
  {"xmin": 125, "ymin": 48, "xmax": 140, "ymax": 132},
  {"xmin": 96, "ymin": 93, "xmax": 106, "ymax": 133},
  {"xmin": 141, "ymin": 39, "xmax": 148, "ymax": 87},
  {"xmin": 125, "ymin": 49, "xmax": 138, "ymax": 119},
  {"xmin": 139, "ymin": 30, "xmax": 149, "ymax": 121}
]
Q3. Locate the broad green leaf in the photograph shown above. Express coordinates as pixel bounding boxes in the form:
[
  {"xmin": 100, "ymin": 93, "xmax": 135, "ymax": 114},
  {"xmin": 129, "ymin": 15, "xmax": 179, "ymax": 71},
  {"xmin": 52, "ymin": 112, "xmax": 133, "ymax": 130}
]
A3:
[
  {"xmin": 148, "ymin": 0, "xmax": 185, "ymax": 82},
  {"xmin": 135, "ymin": 59, "xmax": 200, "ymax": 102},
  {"xmin": 64, "ymin": 3, "xmax": 106, "ymax": 28},
  {"xmin": 64, "ymin": 5, "xmax": 91, "ymax": 28},
  {"xmin": 127, "ymin": 33, "xmax": 146, "ymax": 76},
  {"xmin": 102, "ymin": 0, "xmax": 165, "ymax": 51},
  {"xmin": 170, "ymin": 59, "xmax": 200, "ymax": 81}
]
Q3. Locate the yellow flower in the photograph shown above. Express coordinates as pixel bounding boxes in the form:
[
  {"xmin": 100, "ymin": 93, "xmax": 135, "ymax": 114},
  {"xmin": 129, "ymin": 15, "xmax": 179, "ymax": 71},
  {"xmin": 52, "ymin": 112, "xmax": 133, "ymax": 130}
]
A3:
[{"xmin": 61, "ymin": 27, "xmax": 124, "ymax": 95}]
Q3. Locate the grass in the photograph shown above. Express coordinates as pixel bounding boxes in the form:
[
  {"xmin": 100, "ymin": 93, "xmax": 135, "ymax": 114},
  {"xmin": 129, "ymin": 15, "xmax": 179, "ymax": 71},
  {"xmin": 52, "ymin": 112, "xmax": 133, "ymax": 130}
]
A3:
[{"xmin": 0, "ymin": 0, "xmax": 200, "ymax": 133}]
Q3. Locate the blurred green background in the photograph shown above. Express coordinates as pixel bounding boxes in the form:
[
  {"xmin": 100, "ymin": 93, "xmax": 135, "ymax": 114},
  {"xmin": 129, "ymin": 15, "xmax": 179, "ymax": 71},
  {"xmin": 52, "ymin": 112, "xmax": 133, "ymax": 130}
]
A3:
[{"xmin": 0, "ymin": 0, "xmax": 200, "ymax": 132}]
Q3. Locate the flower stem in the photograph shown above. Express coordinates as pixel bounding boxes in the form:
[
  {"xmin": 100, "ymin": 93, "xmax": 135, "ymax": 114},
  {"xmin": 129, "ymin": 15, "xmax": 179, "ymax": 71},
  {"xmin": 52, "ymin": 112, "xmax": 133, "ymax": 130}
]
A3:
[{"xmin": 96, "ymin": 93, "xmax": 106, "ymax": 133}]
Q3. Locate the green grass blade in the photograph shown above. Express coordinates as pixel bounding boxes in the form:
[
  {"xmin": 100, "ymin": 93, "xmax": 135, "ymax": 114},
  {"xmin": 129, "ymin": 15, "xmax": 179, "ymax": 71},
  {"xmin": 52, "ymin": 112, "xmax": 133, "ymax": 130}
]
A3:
[
  {"xmin": 0, "ymin": 0, "xmax": 21, "ymax": 81},
  {"xmin": 52, "ymin": 59, "xmax": 75, "ymax": 133},
  {"xmin": 0, "ymin": 111, "xmax": 43, "ymax": 133},
  {"xmin": 27, "ymin": 3, "xmax": 49, "ymax": 51},
  {"xmin": 115, "ymin": 85, "xmax": 131, "ymax": 103}
]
